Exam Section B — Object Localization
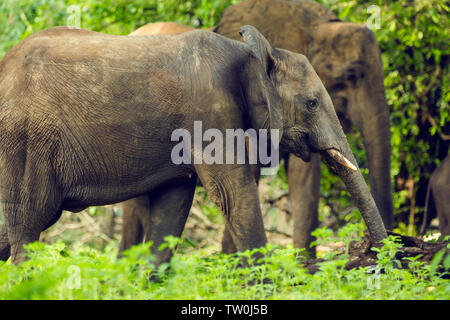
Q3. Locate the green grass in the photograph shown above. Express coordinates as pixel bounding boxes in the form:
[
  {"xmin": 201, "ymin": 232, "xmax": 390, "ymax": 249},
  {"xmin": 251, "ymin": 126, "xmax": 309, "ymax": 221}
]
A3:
[{"xmin": 1, "ymin": 232, "xmax": 448, "ymax": 300}]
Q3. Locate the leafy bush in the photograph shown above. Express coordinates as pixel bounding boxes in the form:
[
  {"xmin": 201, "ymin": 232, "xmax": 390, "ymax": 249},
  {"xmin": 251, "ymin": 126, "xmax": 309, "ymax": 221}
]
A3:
[{"xmin": 0, "ymin": 0, "xmax": 241, "ymax": 57}]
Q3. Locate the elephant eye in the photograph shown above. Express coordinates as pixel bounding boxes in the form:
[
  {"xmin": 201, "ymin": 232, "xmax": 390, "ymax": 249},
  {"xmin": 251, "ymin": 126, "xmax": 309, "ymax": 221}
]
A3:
[
  {"xmin": 347, "ymin": 73, "xmax": 357, "ymax": 86},
  {"xmin": 306, "ymin": 98, "xmax": 319, "ymax": 112}
]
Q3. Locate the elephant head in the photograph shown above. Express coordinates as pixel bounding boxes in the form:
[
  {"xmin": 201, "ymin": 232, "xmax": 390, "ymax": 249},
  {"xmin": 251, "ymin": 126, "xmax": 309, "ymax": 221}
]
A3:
[
  {"xmin": 240, "ymin": 25, "xmax": 387, "ymax": 243},
  {"xmin": 216, "ymin": 0, "xmax": 393, "ymax": 230}
]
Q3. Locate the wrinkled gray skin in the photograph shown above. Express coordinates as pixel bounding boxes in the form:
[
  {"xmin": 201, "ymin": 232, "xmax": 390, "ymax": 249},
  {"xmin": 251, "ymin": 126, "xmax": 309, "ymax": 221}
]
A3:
[
  {"xmin": 420, "ymin": 155, "xmax": 450, "ymax": 237},
  {"xmin": 214, "ymin": 0, "xmax": 393, "ymax": 254},
  {"xmin": 0, "ymin": 25, "xmax": 386, "ymax": 265}
]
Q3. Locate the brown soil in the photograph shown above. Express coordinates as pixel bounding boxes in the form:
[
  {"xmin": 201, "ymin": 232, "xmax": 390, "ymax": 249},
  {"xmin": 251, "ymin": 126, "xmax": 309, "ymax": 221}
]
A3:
[{"xmin": 302, "ymin": 231, "xmax": 449, "ymax": 276}]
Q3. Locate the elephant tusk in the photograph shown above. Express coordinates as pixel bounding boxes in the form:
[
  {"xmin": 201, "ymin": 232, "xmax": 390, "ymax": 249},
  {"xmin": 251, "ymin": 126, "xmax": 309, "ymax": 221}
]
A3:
[{"xmin": 326, "ymin": 149, "xmax": 357, "ymax": 171}]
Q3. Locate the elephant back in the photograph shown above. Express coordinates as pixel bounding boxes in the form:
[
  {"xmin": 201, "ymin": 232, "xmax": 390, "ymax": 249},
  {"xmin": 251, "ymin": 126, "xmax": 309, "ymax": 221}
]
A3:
[{"xmin": 215, "ymin": 0, "xmax": 337, "ymax": 54}]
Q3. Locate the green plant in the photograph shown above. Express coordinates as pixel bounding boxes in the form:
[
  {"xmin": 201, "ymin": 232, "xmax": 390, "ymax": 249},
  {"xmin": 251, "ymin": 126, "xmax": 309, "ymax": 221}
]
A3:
[{"xmin": 372, "ymin": 235, "xmax": 404, "ymax": 271}]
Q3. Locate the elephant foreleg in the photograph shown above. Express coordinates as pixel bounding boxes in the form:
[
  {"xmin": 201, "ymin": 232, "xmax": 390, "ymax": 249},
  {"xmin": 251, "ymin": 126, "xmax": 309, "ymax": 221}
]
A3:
[
  {"xmin": 221, "ymin": 162, "xmax": 261, "ymax": 254},
  {"xmin": 287, "ymin": 152, "xmax": 321, "ymax": 256},
  {"xmin": 221, "ymin": 225, "xmax": 237, "ymax": 254},
  {"xmin": 196, "ymin": 164, "xmax": 267, "ymax": 255}
]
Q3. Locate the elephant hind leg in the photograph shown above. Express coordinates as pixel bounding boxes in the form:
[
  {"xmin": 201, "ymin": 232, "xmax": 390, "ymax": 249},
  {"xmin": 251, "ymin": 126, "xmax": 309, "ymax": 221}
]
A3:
[
  {"xmin": 1, "ymin": 179, "xmax": 63, "ymax": 264},
  {"xmin": 0, "ymin": 146, "xmax": 64, "ymax": 264},
  {"xmin": 5, "ymin": 201, "xmax": 63, "ymax": 265},
  {"xmin": 8, "ymin": 227, "xmax": 40, "ymax": 265},
  {"xmin": 0, "ymin": 224, "xmax": 10, "ymax": 261}
]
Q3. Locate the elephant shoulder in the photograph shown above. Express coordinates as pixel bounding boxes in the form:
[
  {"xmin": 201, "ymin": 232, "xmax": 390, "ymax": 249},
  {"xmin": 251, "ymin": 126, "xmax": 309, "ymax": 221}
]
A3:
[
  {"xmin": 179, "ymin": 30, "xmax": 251, "ymax": 69},
  {"xmin": 182, "ymin": 29, "xmax": 239, "ymax": 50}
]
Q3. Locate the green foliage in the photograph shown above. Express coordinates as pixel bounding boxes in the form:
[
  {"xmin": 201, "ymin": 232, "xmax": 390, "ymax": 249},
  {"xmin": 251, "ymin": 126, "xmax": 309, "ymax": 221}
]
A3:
[
  {"xmin": 0, "ymin": 0, "xmax": 240, "ymax": 57},
  {"xmin": 372, "ymin": 235, "xmax": 404, "ymax": 271},
  {"xmin": 0, "ymin": 241, "xmax": 155, "ymax": 299},
  {"xmin": 1, "ymin": 239, "xmax": 448, "ymax": 300},
  {"xmin": 367, "ymin": 235, "xmax": 450, "ymax": 298}
]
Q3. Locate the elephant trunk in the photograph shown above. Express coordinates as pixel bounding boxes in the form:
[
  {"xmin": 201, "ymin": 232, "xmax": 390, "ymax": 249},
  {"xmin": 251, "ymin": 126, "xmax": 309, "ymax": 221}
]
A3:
[{"xmin": 322, "ymin": 145, "xmax": 388, "ymax": 244}]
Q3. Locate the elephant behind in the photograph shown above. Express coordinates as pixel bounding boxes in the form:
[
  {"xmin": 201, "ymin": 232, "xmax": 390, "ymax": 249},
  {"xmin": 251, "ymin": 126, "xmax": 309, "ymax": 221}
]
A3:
[
  {"xmin": 120, "ymin": 0, "xmax": 393, "ymax": 256},
  {"xmin": 421, "ymin": 155, "xmax": 450, "ymax": 238}
]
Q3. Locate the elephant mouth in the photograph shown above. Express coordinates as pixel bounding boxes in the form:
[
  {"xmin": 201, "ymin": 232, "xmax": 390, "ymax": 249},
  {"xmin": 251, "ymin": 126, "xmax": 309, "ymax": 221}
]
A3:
[
  {"xmin": 281, "ymin": 128, "xmax": 356, "ymax": 170},
  {"xmin": 293, "ymin": 132, "xmax": 311, "ymax": 162},
  {"xmin": 320, "ymin": 148, "xmax": 357, "ymax": 171},
  {"xmin": 280, "ymin": 128, "xmax": 311, "ymax": 162}
]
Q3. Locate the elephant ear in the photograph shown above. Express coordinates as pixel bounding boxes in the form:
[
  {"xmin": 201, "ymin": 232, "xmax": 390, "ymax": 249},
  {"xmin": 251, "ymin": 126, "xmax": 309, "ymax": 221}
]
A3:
[
  {"xmin": 239, "ymin": 25, "xmax": 276, "ymax": 77},
  {"xmin": 239, "ymin": 25, "xmax": 283, "ymax": 142}
]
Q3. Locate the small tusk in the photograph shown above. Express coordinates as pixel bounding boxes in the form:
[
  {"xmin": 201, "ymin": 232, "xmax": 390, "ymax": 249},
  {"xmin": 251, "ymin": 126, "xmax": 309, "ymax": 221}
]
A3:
[{"xmin": 326, "ymin": 149, "xmax": 357, "ymax": 171}]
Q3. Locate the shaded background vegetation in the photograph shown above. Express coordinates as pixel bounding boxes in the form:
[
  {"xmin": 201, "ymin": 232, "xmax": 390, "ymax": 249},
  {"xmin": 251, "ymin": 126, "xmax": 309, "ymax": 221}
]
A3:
[{"xmin": 0, "ymin": 0, "xmax": 448, "ymax": 244}]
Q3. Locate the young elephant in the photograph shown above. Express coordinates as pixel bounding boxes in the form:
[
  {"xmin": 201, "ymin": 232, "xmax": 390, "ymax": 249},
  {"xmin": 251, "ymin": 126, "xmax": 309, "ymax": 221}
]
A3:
[{"xmin": 0, "ymin": 25, "xmax": 386, "ymax": 265}]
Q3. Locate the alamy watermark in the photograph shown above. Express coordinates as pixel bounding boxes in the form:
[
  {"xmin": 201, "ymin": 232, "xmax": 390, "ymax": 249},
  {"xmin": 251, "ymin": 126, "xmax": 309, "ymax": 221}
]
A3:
[
  {"xmin": 366, "ymin": 5, "xmax": 381, "ymax": 30},
  {"xmin": 66, "ymin": 265, "xmax": 81, "ymax": 290},
  {"xmin": 66, "ymin": 5, "xmax": 81, "ymax": 28},
  {"xmin": 366, "ymin": 265, "xmax": 381, "ymax": 290},
  {"xmin": 171, "ymin": 121, "xmax": 280, "ymax": 175}
]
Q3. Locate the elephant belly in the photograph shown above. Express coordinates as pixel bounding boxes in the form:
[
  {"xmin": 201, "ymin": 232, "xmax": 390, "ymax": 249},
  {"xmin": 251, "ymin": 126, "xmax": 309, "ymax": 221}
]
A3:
[
  {"xmin": 58, "ymin": 129, "xmax": 192, "ymax": 210},
  {"xmin": 61, "ymin": 161, "xmax": 191, "ymax": 211}
]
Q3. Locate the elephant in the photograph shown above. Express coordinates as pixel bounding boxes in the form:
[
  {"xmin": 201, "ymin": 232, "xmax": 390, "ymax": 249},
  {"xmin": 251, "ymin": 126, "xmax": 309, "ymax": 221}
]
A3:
[
  {"xmin": 119, "ymin": 0, "xmax": 393, "ymax": 256},
  {"xmin": 0, "ymin": 24, "xmax": 387, "ymax": 266},
  {"xmin": 128, "ymin": 22, "xmax": 195, "ymax": 36},
  {"xmin": 420, "ymin": 155, "xmax": 450, "ymax": 238}
]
